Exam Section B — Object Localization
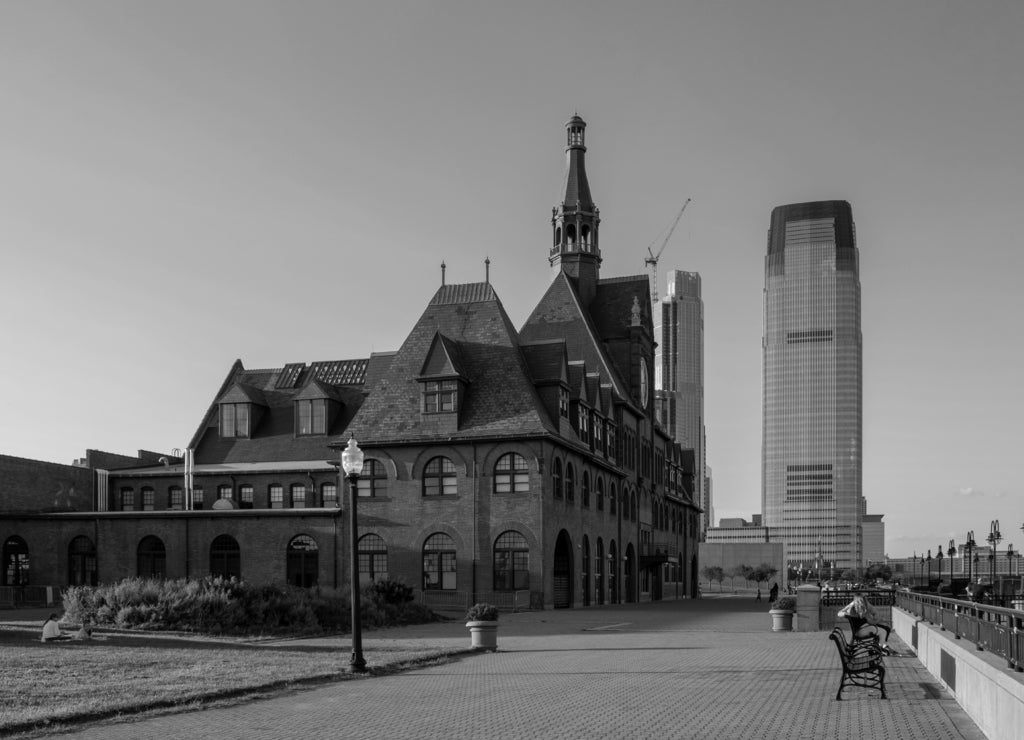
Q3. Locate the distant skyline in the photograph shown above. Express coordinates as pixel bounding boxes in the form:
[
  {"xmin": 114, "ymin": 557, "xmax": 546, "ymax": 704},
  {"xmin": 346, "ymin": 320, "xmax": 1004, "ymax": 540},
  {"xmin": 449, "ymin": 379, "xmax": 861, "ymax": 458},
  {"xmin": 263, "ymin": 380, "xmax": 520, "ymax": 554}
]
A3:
[{"xmin": 2, "ymin": 2, "xmax": 1022, "ymax": 558}]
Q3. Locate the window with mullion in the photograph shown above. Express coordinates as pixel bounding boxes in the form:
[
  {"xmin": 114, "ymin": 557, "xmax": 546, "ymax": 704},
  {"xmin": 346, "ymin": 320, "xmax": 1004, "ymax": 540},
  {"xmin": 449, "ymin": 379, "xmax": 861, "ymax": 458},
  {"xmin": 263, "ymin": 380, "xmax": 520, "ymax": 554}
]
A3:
[
  {"xmin": 220, "ymin": 403, "xmax": 250, "ymax": 438},
  {"xmin": 239, "ymin": 484, "xmax": 254, "ymax": 509},
  {"xmin": 142, "ymin": 487, "xmax": 155, "ymax": 511},
  {"xmin": 493, "ymin": 530, "xmax": 529, "ymax": 591},
  {"xmin": 423, "ymin": 457, "xmax": 457, "ymax": 496},
  {"xmin": 494, "ymin": 453, "xmax": 529, "ymax": 493},
  {"xmin": 296, "ymin": 399, "xmax": 327, "ymax": 436},
  {"xmin": 423, "ymin": 380, "xmax": 457, "ymax": 413},
  {"xmin": 356, "ymin": 459, "xmax": 388, "ymax": 497},
  {"xmin": 423, "ymin": 533, "xmax": 456, "ymax": 590},
  {"xmin": 120, "ymin": 488, "xmax": 134, "ymax": 511}
]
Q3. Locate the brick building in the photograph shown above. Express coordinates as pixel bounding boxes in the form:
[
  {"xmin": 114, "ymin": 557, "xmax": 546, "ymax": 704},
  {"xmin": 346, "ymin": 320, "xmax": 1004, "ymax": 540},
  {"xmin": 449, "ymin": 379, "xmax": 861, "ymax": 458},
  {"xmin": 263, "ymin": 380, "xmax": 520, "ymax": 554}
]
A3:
[{"xmin": 2, "ymin": 116, "xmax": 701, "ymax": 609}]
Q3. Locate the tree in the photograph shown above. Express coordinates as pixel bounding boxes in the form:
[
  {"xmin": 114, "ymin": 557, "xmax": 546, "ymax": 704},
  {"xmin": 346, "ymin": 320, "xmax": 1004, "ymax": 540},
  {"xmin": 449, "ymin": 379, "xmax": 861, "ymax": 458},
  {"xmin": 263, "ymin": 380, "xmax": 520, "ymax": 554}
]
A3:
[
  {"xmin": 865, "ymin": 563, "xmax": 893, "ymax": 582},
  {"xmin": 751, "ymin": 563, "xmax": 778, "ymax": 587},
  {"xmin": 729, "ymin": 565, "xmax": 750, "ymax": 591},
  {"xmin": 840, "ymin": 568, "xmax": 858, "ymax": 582},
  {"xmin": 700, "ymin": 565, "xmax": 725, "ymax": 591},
  {"xmin": 711, "ymin": 566, "xmax": 726, "ymax": 592}
]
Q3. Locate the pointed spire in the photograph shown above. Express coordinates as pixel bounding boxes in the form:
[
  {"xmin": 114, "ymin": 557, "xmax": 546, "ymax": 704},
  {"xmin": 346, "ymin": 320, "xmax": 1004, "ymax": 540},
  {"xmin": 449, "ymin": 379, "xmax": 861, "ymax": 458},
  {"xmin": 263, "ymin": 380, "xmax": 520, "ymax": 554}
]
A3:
[
  {"xmin": 485, "ymin": 256, "xmax": 491, "ymax": 285},
  {"xmin": 441, "ymin": 261, "xmax": 446, "ymax": 287}
]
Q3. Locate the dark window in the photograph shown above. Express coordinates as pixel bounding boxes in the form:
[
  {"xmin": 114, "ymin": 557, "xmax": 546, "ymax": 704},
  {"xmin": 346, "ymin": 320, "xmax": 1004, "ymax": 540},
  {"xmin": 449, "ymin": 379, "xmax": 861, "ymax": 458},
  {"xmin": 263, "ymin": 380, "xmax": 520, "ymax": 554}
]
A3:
[
  {"xmin": 269, "ymin": 484, "xmax": 284, "ymax": 509},
  {"xmin": 286, "ymin": 535, "xmax": 318, "ymax": 587},
  {"xmin": 2, "ymin": 536, "xmax": 29, "ymax": 587},
  {"xmin": 494, "ymin": 453, "xmax": 529, "ymax": 493},
  {"xmin": 552, "ymin": 457, "xmax": 563, "ymax": 499},
  {"xmin": 423, "ymin": 533, "xmax": 456, "ymax": 590},
  {"xmin": 597, "ymin": 477, "xmax": 605, "ymax": 511},
  {"xmin": 423, "ymin": 380, "xmax": 457, "ymax": 413},
  {"xmin": 356, "ymin": 459, "xmax": 388, "ymax": 498},
  {"xmin": 578, "ymin": 405, "xmax": 589, "ymax": 444},
  {"xmin": 558, "ymin": 388, "xmax": 569, "ymax": 418},
  {"xmin": 169, "ymin": 486, "xmax": 183, "ymax": 510},
  {"xmin": 220, "ymin": 403, "xmax": 250, "ymax": 438},
  {"xmin": 137, "ymin": 535, "xmax": 166, "ymax": 578},
  {"xmin": 321, "ymin": 482, "xmax": 338, "ymax": 507},
  {"xmin": 423, "ymin": 457, "xmax": 456, "ymax": 496},
  {"xmin": 358, "ymin": 533, "xmax": 388, "ymax": 583},
  {"xmin": 610, "ymin": 482, "xmax": 617, "ymax": 515},
  {"xmin": 582, "ymin": 471, "xmax": 590, "ymax": 507},
  {"xmin": 210, "ymin": 535, "xmax": 241, "ymax": 579},
  {"xmin": 239, "ymin": 484, "xmax": 254, "ymax": 509},
  {"xmin": 192, "ymin": 487, "xmax": 204, "ymax": 511},
  {"xmin": 493, "ymin": 531, "xmax": 529, "ymax": 591},
  {"xmin": 565, "ymin": 463, "xmax": 575, "ymax": 502},
  {"xmin": 68, "ymin": 536, "xmax": 97, "ymax": 587},
  {"xmin": 141, "ymin": 487, "xmax": 155, "ymax": 511},
  {"xmin": 120, "ymin": 488, "xmax": 135, "ymax": 511},
  {"xmin": 296, "ymin": 399, "xmax": 327, "ymax": 435}
]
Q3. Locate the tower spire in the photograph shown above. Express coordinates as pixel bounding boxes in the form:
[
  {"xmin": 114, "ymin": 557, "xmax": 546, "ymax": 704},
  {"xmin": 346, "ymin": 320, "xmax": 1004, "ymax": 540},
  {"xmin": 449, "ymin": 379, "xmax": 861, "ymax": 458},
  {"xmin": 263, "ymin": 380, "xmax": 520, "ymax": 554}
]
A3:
[{"xmin": 550, "ymin": 115, "xmax": 601, "ymax": 305}]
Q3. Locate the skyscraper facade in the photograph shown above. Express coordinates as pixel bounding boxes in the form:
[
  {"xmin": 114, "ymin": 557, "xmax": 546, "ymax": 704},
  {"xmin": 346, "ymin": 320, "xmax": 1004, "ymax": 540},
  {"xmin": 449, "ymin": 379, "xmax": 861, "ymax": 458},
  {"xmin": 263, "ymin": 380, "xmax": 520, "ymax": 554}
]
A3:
[
  {"xmin": 762, "ymin": 201, "xmax": 862, "ymax": 573},
  {"xmin": 658, "ymin": 271, "xmax": 710, "ymax": 539}
]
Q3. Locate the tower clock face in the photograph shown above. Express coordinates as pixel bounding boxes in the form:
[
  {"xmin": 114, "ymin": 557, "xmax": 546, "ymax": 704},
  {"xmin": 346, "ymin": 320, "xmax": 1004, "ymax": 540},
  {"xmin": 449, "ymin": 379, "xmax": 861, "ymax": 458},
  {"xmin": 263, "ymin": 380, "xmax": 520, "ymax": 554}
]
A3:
[{"xmin": 640, "ymin": 357, "xmax": 649, "ymax": 409}]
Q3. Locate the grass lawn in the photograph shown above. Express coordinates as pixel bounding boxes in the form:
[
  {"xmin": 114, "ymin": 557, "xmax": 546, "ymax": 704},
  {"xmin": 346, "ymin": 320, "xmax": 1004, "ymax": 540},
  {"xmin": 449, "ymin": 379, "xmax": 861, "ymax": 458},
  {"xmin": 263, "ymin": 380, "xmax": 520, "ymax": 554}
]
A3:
[{"xmin": 0, "ymin": 624, "xmax": 459, "ymax": 736}]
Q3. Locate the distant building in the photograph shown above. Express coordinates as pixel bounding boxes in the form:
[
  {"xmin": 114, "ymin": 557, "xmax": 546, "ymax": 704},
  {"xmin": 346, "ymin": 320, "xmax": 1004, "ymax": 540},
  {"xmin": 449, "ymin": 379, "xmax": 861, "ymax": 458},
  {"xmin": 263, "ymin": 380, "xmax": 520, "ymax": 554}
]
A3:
[
  {"xmin": 761, "ymin": 201, "xmax": 864, "ymax": 573},
  {"xmin": 657, "ymin": 270, "xmax": 710, "ymax": 540},
  {"xmin": 862, "ymin": 514, "xmax": 884, "ymax": 567}
]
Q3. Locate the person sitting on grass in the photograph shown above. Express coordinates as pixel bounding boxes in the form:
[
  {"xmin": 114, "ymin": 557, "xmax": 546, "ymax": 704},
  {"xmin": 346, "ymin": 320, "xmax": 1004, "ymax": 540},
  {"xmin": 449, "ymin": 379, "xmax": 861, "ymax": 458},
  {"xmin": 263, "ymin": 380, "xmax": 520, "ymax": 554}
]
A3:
[
  {"xmin": 41, "ymin": 613, "xmax": 70, "ymax": 642},
  {"xmin": 837, "ymin": 595, "xmax": 893, "ymax": 654}
]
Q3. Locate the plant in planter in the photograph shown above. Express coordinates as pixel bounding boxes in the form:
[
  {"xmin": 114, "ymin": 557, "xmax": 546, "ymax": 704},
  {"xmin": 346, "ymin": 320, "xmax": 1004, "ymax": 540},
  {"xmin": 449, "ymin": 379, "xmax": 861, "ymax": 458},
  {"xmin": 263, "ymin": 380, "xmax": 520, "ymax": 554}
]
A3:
[
  {"xmin": 769, "ymin": 595, "xmax": 796, "ymax": 632},
  {"xmin": 466, "ymin": 603, "xmax": 499, "ymax": 651}
]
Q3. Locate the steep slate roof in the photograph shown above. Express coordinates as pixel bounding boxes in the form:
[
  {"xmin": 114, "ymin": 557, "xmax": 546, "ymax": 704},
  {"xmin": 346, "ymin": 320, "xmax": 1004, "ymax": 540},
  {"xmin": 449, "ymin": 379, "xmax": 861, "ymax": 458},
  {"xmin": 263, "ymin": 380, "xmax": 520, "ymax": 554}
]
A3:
[
  {"xmin": 519, "ymin": 272, "xmax": 640, "ymax": 408},
  {"xmin": 191, "ymin": 361, "xmax": 368, "ymax": 464},
  {"xmin": 519, "ymin": 340, "xmax": 568, "ymax": 385},
  {"xmin": 346, "ymin": 282, "xmax": 557, "ymax": 444}
]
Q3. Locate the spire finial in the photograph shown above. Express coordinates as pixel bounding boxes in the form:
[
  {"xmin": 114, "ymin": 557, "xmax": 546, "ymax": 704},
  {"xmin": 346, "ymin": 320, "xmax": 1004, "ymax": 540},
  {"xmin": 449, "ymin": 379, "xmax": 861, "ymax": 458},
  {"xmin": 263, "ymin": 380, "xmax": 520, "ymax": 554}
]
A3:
[
  {"xmin": 441, "ymin": 261, "xmax": 446, "ymax": 286},
  {"xmin": 485, "ymin": 257, "xmax": 491, "ymax": 285}
]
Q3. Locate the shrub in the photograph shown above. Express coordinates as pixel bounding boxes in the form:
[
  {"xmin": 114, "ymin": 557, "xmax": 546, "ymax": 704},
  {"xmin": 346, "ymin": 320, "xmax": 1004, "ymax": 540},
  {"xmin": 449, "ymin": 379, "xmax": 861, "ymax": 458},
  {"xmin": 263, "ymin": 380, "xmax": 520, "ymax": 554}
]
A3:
[
  {"xmin": 466, "ymin": 603, "xmax": 499, "ymax": 621},
  {"xmin": 771, "ymin": 596, "xmax": 797, "ymax": 611}
]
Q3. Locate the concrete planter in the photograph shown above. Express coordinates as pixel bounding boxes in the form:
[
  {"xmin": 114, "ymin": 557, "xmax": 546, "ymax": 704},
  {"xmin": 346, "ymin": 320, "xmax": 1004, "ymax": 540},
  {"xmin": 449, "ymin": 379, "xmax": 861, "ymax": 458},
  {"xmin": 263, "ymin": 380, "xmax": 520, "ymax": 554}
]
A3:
[
  {"xmin": 467, "ymin": 620, "xmax": 499, "ymax": 651},
  {"xmin": 769, "ymin": 609, "xmax": 794, "ymax": 631}
]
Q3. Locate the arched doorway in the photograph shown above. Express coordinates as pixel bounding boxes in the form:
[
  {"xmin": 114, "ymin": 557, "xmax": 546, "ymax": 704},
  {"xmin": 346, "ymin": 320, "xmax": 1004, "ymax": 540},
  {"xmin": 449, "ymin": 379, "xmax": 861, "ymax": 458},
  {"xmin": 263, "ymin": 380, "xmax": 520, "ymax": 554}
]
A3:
[
  {"xmin": 136, "ymin": 536, "xmax": 166, "ymax": 578},
  {"xmin": 581, "ymin": 536, "xmax": 590, "ymax": 606},
  {"xmin": 209, "ymin": 534, "xmax": 241, "ymax": 579},
  {"xmin": 624, "ymin": 543, "xmax": 636, "ymax": 602},
  {"xmin": 691, "ymin": 554, "xmax": 700, "ymax": 598},
  {"xmin": 286, "ymin": 534, "xmax": 319, "ymax": 587},
  {"xmin": 608, "ymin": 540, "xmax": 618, "ymax": 604},
  {"xmin": 68, "ymin": 536, "xmax": 97, "ymax": 586},
  {"xmin": 596, "ymin": 538, "xmax": 605, "ymax": 605},
  {"xmin": 553, "ymin": 530, "xmax": 573, "ymax": 608},
  {"xmin": 3, "ymin": 536, "xmax": 29, "ymax": 587}
]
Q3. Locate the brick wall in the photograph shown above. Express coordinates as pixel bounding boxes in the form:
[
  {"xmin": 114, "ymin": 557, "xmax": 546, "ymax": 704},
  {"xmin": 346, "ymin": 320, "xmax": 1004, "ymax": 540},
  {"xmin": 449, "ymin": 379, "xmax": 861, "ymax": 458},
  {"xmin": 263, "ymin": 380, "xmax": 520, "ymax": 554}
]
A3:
[{"xmin": 0, "ymin": 454, "xmax": 94, "ymax": 513}]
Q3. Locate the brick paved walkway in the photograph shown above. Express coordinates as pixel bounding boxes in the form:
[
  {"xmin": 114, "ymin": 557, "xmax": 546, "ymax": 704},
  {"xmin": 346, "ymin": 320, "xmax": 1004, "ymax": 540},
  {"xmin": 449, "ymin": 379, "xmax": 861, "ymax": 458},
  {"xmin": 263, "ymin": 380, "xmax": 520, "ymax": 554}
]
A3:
[{"xmin": 32, "ymin": 598, "xmax": 985, "ymax": 740}]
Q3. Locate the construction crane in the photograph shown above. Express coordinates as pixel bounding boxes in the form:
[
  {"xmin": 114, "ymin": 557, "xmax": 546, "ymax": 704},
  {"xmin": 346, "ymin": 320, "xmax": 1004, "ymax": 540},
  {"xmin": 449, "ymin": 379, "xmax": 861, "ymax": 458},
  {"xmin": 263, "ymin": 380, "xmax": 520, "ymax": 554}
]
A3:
[{"xmin": 644, "ymin": 197, "xmax": 691, "ymax": 302}]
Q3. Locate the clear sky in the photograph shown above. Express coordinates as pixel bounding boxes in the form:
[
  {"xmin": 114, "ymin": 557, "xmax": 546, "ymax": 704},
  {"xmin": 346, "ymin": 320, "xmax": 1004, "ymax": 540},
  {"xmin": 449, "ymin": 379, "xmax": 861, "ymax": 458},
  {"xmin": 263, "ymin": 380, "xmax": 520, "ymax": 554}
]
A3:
[{"xmin": 2, "ymin": 1, "xmax": 1021, "ymax": 558}]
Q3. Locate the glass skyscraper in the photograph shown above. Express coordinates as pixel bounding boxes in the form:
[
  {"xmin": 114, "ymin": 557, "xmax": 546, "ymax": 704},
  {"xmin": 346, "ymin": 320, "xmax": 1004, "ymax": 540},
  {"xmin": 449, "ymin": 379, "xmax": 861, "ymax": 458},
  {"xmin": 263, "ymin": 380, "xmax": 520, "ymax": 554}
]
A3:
[{"xmin": 762, "ymin": 201, "xmax": 862, "ymax": 574}]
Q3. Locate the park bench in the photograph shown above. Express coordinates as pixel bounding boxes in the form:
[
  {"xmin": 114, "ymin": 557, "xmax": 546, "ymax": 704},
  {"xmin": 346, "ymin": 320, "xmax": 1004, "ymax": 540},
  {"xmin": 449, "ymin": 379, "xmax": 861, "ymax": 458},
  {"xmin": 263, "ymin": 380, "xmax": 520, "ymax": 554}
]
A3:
[{"xmin": 828, "ymin": 627, "xmax": 887, "ymax": 700}]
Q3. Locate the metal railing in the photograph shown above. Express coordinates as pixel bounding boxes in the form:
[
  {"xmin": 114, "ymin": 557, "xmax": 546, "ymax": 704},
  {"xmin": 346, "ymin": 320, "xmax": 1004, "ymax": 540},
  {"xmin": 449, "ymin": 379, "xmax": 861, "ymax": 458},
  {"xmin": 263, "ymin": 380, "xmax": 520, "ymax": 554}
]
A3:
[
  {"xmin": 897, "ymin": 591, "xmax": 1024, "ymax": 672},
  {"xmin": 819, "ymin": 589, "xmax": 895, "ymax": 632},
  {"xmin": 0, "ymin": 585, "xmax": 59, "ymax": 608},
  {"xmin": 415, "ymin": 589, "xmax": 533, "ymax": 613}
]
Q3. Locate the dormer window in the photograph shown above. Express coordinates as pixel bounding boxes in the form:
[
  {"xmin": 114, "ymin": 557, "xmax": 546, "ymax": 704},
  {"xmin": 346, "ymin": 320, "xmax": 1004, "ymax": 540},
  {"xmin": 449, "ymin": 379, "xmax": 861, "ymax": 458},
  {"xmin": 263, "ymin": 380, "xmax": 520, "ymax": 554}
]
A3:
[
  {"xmin": 296, "ymin": 399, "xmax": 328, "ymax": 435},
  {"xmin": 423, "ymin": 380, "xmax": 458, "ymax": 413},
  {"xmin": 559, "ymin": 388, "xmax": 569, "ymax": 419},
  {"xmin": 220, "ymin": 403, "xmax": 250, "ymax": 438},
  {"xmin": 578, "ymin": 404, "xmax": 589, "ymax": 444}
]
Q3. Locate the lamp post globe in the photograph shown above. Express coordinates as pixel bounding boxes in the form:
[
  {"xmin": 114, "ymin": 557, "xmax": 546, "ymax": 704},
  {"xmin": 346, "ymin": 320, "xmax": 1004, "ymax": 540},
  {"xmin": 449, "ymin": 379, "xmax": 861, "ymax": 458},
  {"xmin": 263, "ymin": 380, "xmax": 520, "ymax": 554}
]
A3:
[{"xmin": 342, "ymin": 437, "xmax": 367, "ymax": 674}]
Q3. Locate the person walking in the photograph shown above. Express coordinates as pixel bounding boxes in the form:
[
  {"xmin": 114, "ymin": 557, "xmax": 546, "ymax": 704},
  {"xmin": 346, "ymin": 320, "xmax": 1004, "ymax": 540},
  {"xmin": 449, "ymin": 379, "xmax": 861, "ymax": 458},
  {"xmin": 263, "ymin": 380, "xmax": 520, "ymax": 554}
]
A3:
[
  {"xmin": 769, "ymin": 583, "xmax": 779, "ymax": 603},
  {"xmin": 755, "ymin": 587, "xmax": 762, "ymax": 602}
]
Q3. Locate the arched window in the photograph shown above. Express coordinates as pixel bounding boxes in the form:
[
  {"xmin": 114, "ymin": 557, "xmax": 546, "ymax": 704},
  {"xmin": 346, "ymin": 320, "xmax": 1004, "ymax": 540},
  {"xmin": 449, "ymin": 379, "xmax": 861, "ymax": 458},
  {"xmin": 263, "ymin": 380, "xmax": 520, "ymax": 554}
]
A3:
[
  {"xmin": 290, "ymin": 484, "xmax": 306, "ymax": 509},
  {"xmin": 423, "ymin": 457, "xmax": 457, "ymax": 496},
  {"xmin": 596, "ymin": 537, "xmax": 605, "ymax": 605},
  {"xmin": 552, "ymin": 457, "xmax": 563, "ymax": 499},
  {"xmin": 596, "ymin": 477, "xmax": 605, "ymax": 511},
  {"xmin": 610, "ymin": 482, "xmax": 617, "ymax": 515},
  {"xmin": 565, "ymin": 463, "xmax": 575, "ymax": 502},
  {"xmin": 210, "ymin": 535, "xmax": 241, "ymax": 579},
  {"xmin": 608, "ymin": 540, "xmax": 618, "ymax": 603},
  {"xmin": 142, "ymin": 487, "xmax": 155, "ymax": 511},
  {"xmin": 321, "ymin": 482, "xmax": 338, "ymax": 507},
  {"xmin": 631, "ymin": 492, "xmax": 638, "ymax": 522},
  {"xmin": 2, "ymin": 536, "xmax": 29, "ymax": 587},
  {"xmin": 286, "ymin": 535, "xmax": 318, "ymax": 587},
  {"xmin": 357, "ymin": 534, "xmax": 388, "ymax": 583},
  {"xmin": 422, "ymin": 533, "xmax": 456, "ymax": 590},
  {"xmin": 493, "ymin": 531, "xmax": 529, "ymax": 591},
  {"xmin": 356, "ymin": 459, "xmax": 388, "ymax": 498},
  {"xmin": 68, "ymin": 536, "xmax": 97, "ymax": 586},
  {"xmin": 581, "ymin": 471, "xmax": 590, "ymax": 507},
  {"xmin": 137, "ymin": 536, "xmax": 166, "ymax": 578},
  {"xmin": 494, "ymin": 453, "xmax": 529, "ymax": 493}
]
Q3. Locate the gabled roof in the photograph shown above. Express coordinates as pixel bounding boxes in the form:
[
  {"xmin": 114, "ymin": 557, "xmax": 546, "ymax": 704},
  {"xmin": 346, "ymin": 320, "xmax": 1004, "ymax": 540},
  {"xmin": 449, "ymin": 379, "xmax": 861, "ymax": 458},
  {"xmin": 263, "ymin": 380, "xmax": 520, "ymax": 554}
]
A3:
[
  {"xmin": 419, "ymin": 332, "xmax": 467, "ymax": 380},
  {"xmin": 294, "ymin": 378, "xmax": 343, "ymax": 402},
  {"xmin": 216, "ymin": 382, "xmax": 267, "ymax": 406},
  {"xmin": 346, "ymin": 282, "xmax": 556, "ymax": 443},
  {"xmin": 519, "ymin": 272, "xmax": 634, "ymax": 405},
  {"xmin": 590, "ymin": 275, "xmax": 652, "ymax": 340},
  {"xmin": 520, "ymin": 340, "xmax": 569, "ymax": 385},
  {"xmin": 585, "ymin": 374, "xmax": 604, "ymax": 415},
  {"xmin": 567, "ymin": 362, "xmax": 588, "ymax": 404}
]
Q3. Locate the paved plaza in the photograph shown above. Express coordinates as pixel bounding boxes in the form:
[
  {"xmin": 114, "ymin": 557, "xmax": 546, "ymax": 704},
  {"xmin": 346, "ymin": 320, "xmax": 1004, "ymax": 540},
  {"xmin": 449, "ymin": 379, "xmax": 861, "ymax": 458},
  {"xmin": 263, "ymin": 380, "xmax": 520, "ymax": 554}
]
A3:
[{"xmin": 11, "ymin": 598, "xmax": 985, "ymax": 740}]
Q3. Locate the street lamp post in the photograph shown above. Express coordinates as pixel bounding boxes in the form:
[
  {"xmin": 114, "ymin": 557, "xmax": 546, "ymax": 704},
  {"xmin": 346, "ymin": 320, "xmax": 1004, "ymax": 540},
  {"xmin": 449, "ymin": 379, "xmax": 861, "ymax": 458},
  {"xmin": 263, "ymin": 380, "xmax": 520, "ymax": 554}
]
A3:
[
  {"xmin": 965, "ymin": 531, "xmax": 976, "ymax": 585},
  {"xmin": 988, "ymin": 520, "xmax": 1002, "ymax": 589},
  {"xmin": 341, "ymin": 437, "xmax": 367, "ymax": 674},
  {"xmin": 926, "ymin": 549, "xmax": 932, "ymax": 589},
  {"xmin": 935, "ymin": 545, "xmax": 943, "ymax": 591}
]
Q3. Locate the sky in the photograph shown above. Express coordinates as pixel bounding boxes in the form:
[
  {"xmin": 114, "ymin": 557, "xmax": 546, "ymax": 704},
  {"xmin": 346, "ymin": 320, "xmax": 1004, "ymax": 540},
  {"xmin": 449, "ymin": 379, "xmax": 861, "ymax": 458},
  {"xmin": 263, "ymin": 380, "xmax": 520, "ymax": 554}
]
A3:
[{"xmin": 2, "ymin": 1, "xmax": 1022, "ymax": 559}]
